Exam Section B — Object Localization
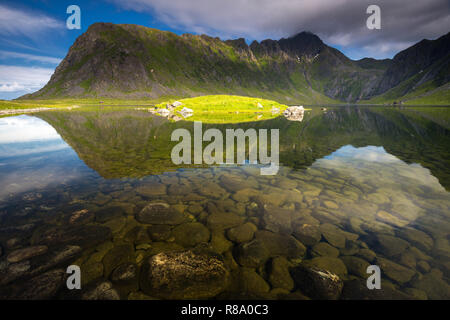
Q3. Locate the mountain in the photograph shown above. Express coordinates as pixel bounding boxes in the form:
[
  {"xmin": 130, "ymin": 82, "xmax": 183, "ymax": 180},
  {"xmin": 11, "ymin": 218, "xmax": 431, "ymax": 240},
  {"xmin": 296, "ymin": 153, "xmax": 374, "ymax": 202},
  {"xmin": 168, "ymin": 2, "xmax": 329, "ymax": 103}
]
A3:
[
  {"xmin": 365, "ymin": 32, "xmax": 450, "ymax": 104},
  {"xmin": 20, "ymin": 23, "xmax": 449, "ymax": 104}
]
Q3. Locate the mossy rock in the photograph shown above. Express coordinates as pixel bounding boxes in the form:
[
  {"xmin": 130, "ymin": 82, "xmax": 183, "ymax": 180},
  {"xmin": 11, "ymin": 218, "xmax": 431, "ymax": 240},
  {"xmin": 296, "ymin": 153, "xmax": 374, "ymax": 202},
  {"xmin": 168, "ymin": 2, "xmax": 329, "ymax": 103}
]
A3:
[{"xmin": 140, "ymin": 249, "xmax": 229, "ymax": 299}]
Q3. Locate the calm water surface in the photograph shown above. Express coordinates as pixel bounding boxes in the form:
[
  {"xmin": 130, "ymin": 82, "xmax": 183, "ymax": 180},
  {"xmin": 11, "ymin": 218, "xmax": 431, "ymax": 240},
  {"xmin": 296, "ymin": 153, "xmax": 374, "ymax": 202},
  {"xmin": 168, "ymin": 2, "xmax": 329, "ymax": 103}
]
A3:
[{"xmin": 0, "ymin": 106, "xmax": 449, "ymax": 299}]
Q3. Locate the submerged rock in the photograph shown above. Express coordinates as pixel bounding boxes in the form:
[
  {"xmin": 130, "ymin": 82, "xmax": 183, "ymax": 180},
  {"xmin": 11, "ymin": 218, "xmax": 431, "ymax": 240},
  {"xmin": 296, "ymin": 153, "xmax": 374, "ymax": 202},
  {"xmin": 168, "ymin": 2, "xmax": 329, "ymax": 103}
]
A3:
[
  {"xmin": 293, "ymin": 223, "xmax": 321, "ymax": 246},
  {"xmin": 268, "ymin": 257, "xmax": 294, "ymax": 291},
  {"xmin": 411, "ymin": 272, "xmax": 450, "ymax": 299},
  {"xmin": 290, "ymin": 264, "xmax": 343, "ymax": 300},
  {"xmin": 7, "ymin": 246, "xmax": 48, "ymax": 263},
  {"xmin": 311, "ymin": 242, "xmax": 339, "ymax": 258},
  {"xmin": 136, "ymin": 184, "xmax": 166, "ymax": 197},
  {"xmin": 397, "ymin": 227, "xmax": 434, "ymax": 252},
  {"xmin": 226, "ymin": 222, "xmax": 257, "ymax": 243},
  {"xmin": 302, "ymin": 257, "xmax": 347, "ymax": 278},
  {"xmin": 207, "ymin": 211, "xmax": 244, "ymax": 230},
  {"xmin": 376, "ymin": 257, "xmax": 415, "ymax": 284},
  {"xmin": 236, "ymin": 231, "xmax": 306, "ymax": 267},
  {"xmin": 341, "ymin": 279, "xmax": 411, "ymax": 300},
  {"xmin": 320, "ymin": 223, "xmax": 347, "ymax": 248},
  {"xmin": 375, "ymin": 234, "xmax": 409, "ymax": 257},
  {"xmin": 340, "ymin": 256, "xmax": 370, "ymax": 278},
  {"xmin": 95, "ymin": 206, "xmax": 126, "ymax": 223},
  {"xmin": 137, "ymin": 202, "xmax": 188, "ymax": 225},
  {"xmin": 9, "ymin": 269, "xmax": 65, "ymax": 300},
  {"xmin": 239, "ymin": 268, "xmax": 270, "ymax": 294},
  {"xmin": 140, "ymin": 249, "xmax": 229, "ymax": 299},
  {"xmin": 172, "ymin": 222, "xmax": 210, "ymax": 247},
  {"xmin": 376, "ymin": 210, "xmax": 409, "ymax": 227},
  {"xmin": 31, "ymin": 225, "xmax": 111, "ymax": 248},
  {"xmin": 210, "ymin": 230, "xmax": 233, "ymax": 254},
  {"xmin": 102, "ymin": 244, "xmax": 135, "ymax": 277},
  {"xmin": 82, "ymin": 281, "xmax": 120, "ymax": 300},
  {"xmin": 147, "ymin": 225, "xmax": 172, "ymax": 241},
  {"xmin": 262, "ymin": 205, "xmax": 293, "ymax": 234}
]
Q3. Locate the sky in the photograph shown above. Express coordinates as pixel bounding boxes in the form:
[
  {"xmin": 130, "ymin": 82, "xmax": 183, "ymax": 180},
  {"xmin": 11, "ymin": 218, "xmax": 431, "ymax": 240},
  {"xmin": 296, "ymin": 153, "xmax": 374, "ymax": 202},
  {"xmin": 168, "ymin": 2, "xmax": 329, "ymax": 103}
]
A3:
[{"xmin": 0, "ymin": 0, "xmax": 449, "ymax": 100}]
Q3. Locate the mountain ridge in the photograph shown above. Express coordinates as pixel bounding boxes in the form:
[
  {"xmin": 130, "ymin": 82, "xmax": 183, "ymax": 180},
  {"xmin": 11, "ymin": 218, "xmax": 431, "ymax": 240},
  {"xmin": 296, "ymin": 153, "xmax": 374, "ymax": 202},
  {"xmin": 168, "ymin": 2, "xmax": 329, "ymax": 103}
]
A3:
[{"xmin": 20, "ymin": 23, "xmax": 449, "ymax": 104}]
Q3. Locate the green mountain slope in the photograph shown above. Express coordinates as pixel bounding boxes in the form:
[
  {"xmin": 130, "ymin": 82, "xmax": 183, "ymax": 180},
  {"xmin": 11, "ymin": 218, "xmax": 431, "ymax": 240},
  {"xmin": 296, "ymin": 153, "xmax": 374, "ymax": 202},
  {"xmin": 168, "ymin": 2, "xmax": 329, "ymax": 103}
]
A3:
[
  {"xmin": 20, "ymin": 23, "xmax": 449, "ymax": 104},
  {"xmin": 364, "ymin": 32, "xmax": 450, "ymax": 104}
]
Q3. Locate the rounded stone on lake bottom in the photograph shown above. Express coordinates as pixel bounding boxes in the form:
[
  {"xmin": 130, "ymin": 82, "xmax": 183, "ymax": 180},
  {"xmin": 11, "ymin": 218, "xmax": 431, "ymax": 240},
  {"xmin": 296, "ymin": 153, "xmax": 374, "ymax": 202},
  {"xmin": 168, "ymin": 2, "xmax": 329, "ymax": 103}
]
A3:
[
  {"xmin": 375, "ymin": 234, "xmax": 409, "ymax": 257},
  {"xmin": 128, "ymin": 291, "xmax": 156, "ymax": 300},
  {"xmin": 172, "ymin": 222, "xmax": 210, "ymax": 247},
  {"xmin": 411, "ymin": 273, "xmax": 450, "ymax": 299},
  {"xmin": 397, "ymin": 227, "xmax": 434, "ymax": 252},
  {"xmin": 81, "ymin": 261, "xmax": 104, "ymax": 286},
  {"xmin": 319, "ymin": 223, "xmax": 346, "ymax": 248},
  {"xmin": 137, "ymin": 202, "xmax": 188, "ymax": 225},
  {"xmin": 376, "ymin": 257, "xmax": 415, "ymax": 284},
  {"xmin": 147, "ymin": 225, "xmax": 172, "ymax": 241},
  {"xmin": 268, "ymin": 257, "xmax": 294, "ymax": 291},
  {"xmin": 207, "ymin": 211, "xmax": 245, "ymax": 230},
  {"xmin": 239, "ymin": 268, "xmax": 270, "ymax": 294},
  {"xmin": 356, "ymin": 248, "xmax": 376, "ymax": 263},
  {"xmin": 417, "ymin": 261, "xmax": 431, "ymax": 273},
  {"xmin": 311, "ymin": 242, "xmax": 339, "ymax": 258},
  {"xmin": 302, "ymin": 257, "xmax": 348, "ymax": 278},
  {"xmin": 290, "ymin": 264, "xmax": 343, "ymax": 300},
  {"xmin": 339, "ymin": 240, "xmax": 360, "ymax": 256},
  {"xmin": 404, "ymin": 288, "xmax": 427, "ymax": 300},
  {"xmin": 210, "ymin": 230, "xmax": 232, "ymax": 254},
  {"xmin": 102, "ymin": 244, "xmax": 135, "ymax": 277},
  {"xmin": 82, "ymin": 281, "xmax": 120, "ymax": 300},
  {"xmin": 140, "ymin": 249, "xmax": 229, "ymax": 299},
  {"xmin": 340, "ymin": 256, "xmax": 370, "ymax": 278},
  {"xmin": 7, "ymin": 245, "xmax": 48, "ymax": 263},
  {"xmin": 111, "ymin": 263, "xmax": 138, "ymax": 283},
  {"xmin": 95, "ymin": 205, "xmax": 126, "ymax": 223},
  {"xmin": 341, "ymin": 279, "xmax": 410, "ymax": 300},
  {"xmin": 293, "ymin": 223, "xmax": 321, "ymax": 246},
  {"xmin": 235, "ymin": 239, "xmax": 270, "ymax": 268},
  {"xmin": 187, "ymin": 204, "xmax": 203, "ymax": 215},
  {"xmin": 12, "ymin": 269, "xmax": 65, "ymax": 300},
  {"xmin": 226, "ymin": 222, "xmax": 257, "ymax": 243}
]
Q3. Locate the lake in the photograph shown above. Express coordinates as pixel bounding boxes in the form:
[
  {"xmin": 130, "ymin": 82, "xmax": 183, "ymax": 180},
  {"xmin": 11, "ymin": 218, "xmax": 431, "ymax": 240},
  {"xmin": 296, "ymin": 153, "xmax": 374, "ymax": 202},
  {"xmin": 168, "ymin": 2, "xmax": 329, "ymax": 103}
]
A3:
[{"xmin": 0, "ymin": 105, "xmax": 449, "ymax": 299}]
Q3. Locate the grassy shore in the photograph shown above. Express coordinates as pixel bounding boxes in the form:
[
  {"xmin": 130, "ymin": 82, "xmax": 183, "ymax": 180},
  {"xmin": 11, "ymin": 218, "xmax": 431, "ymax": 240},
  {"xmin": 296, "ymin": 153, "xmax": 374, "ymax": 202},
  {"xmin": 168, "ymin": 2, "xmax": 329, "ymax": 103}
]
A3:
[{"xmin": 154, "ymin": 95, "xmax": 293, "ymax": 123}]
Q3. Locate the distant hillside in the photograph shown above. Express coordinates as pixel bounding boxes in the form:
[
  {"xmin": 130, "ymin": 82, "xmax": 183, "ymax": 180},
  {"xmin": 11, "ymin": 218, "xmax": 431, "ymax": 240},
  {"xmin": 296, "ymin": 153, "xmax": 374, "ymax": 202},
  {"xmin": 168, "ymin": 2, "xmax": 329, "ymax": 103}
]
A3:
[{"xmin": 20, "ymin": 23, "xmax": 450, "ymax": 104}]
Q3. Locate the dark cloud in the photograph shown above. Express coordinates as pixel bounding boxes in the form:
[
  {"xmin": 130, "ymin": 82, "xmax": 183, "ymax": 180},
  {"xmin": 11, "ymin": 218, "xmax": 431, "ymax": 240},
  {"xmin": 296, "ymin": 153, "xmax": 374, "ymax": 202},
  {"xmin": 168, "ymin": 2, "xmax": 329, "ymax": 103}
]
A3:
[{"xmin": 110, "ymin": 0, "xmax": 450, "ymax": 59}]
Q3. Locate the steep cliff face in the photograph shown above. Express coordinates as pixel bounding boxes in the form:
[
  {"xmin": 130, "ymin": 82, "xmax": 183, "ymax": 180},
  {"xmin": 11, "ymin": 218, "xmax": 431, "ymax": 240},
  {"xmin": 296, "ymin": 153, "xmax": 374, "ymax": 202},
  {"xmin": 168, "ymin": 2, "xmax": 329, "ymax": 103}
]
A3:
[
  {"xmin": 375, "ymin": 32, "xmax": 450, "ymax": 95},
  {"xmin": 20, "ymin": 23, "xmax": 449, "ymax": 103}
]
